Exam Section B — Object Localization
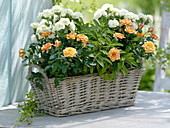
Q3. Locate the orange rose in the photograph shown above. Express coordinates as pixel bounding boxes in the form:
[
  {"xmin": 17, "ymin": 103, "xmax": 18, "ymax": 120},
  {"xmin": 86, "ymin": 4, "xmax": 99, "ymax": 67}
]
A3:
[
  {"xmin": 63, "ymin": 47, "xmax": 77, "ymax": 57},
  {"xmin": 77, "ymin": 34, "xmax": 89, "ymax": 43},
  {"xmin": 108, "ymin": 48, "xmax": 120, "ymax": 62},
  {"xmin": 137, "ymin": 32, "xmax": 145, "ymax": 37},
  {"xmin": 19, "ymin": 49, "xmax": 25, "ymax": 59},
  {"xmin": 41, "ymin": 42, "xmax": 53, "ymax": 53},
  {"xmin": 120, "ymin": 19, "xmax": 132, "ymax": 26},
  {"xmin": 54, "ymin": 40, "xmax": 61, "ymax": 47},
  {"xmin": 125, "ymin": 27, "xmax": 136, "ymax": 34},
  {"xmin": 40, "ymin": 31, "xmax": 53, "ymax": 38},
  {"xmin": 66, "ymin": 33, "xmax": 77, "ymax": 39},
  {"xmin": 113, "ymin": 33, "xmax": 126, "ymax": 39},
  {"xmin": 142, "ymin": 41, "xmax": 156, "ymax": 53}
]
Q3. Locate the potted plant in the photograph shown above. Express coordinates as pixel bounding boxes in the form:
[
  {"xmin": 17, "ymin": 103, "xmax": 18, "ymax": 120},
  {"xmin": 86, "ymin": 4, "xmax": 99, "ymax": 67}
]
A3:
[{"xmin": 19, "ymin": 4, "xmax": 158, "ymax": 116}]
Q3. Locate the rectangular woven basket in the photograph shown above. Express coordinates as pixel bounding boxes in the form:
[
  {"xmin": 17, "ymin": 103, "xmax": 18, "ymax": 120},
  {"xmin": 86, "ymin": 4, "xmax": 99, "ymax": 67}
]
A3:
[{"xmin": 28, "ymin": 64, "xmax": 144, "ymax": 117}]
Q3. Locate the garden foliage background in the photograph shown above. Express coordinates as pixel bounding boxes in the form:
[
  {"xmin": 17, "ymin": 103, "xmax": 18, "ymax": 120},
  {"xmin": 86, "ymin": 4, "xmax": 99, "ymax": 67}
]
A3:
[{"xmin": 0, "ymin": 0, "xmax": 169, "ymax": 107}]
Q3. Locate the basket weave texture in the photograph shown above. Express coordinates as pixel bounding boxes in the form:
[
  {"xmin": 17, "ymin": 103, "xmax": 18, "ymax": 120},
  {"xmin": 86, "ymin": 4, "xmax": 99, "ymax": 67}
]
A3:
[{"xmin": 28, "ymin": 64, "xmax": 144, "ymax": 117}]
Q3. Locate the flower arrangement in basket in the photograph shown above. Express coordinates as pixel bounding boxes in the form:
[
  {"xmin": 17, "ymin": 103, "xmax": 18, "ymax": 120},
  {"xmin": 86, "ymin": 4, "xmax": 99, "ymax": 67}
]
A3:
[{"xmin": 19, "ymin": 4, "xmax": 158, "ymax": 116}]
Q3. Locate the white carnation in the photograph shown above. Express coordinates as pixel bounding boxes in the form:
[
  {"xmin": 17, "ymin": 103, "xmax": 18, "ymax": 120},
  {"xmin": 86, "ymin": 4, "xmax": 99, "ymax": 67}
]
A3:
[
  {"xmin": 61, "ymin": 9, "xmax": 73, "ymax": 16},
  {"xmin": 146, "ymin": 15, "xmax": 153, "ymax": 23},
  {"xmin": 138, "ymin": 13, "xmax": 147, "ymax": 21},
  {"xmin": 108, "ymin": 19, "xmax": 119, "ymax": 28},
  {"xmin": 53, "ymin": 22, "xmax": 65, "ymax": 31},
  {"xmin": 40, "ymin": 19, "xmax": 48, "ymax": 25},
  {"xmin": 37, "ymin": 12, "xmax": 43, "ymax": 19},
  {"xmin": 69, "ymin": 21, "xmax": 76, "ymax": 31},
  {"xmin": 116, "ymin": 9, "xmax": 129, "ymax": 17},
  {"xmin": 132, "ymin": 14, "xmax": 139, "ymax": 21},
  {"xmin": 94, "ymin": 9, "xmax": 107, "ymax": 19},
  {"xmin": 101, "ymin": 3, "xmax": 114, "ymax": 10},
  {"xmin": 51, "ymin": 5, "xmax": 63, "ymax": 13},
  {"xmin": 31, "ymin": 34, "xmax": 38, "ymax": 43},
  {"xmin": 59, "ymin": 18, "xmax": 70, "ymax": 25},
  {"xmin": 53, "ymin": 15, "xmax": 59, "ymax": 23},
  {"xmin": 132, "ymin": 22, "xmax": 138, "ymax": 29},
  {"xmin": 72, "ymin": 12, "xmax": 83, "ymax": 19},
  {"xmin": 42, "ymin": 9, "xmax": 54, "ymax": 18},
  {"xmin": 36, "ymin": 25, "xmax": 50, "ymax": 33},
  {"xmin": 110, "ymin": 8, "xmax": 120, "ymax": 13},
  {"xmin": 30, "ymin": 23, "xmax": 40, "ymax": 28},
  {"xmin": 48, "ymin": 34, "xmax": 55, "ymax": 39},
  {"xmin": 124, "ymin": 12, "xmax": 135, "ymax": 19}
]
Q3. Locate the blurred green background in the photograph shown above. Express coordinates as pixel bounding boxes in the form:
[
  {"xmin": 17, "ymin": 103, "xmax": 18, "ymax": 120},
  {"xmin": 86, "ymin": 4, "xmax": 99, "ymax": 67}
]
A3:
[{"xmin": 53, "ymin": 0, "xmax": 170, "ymax": 91}]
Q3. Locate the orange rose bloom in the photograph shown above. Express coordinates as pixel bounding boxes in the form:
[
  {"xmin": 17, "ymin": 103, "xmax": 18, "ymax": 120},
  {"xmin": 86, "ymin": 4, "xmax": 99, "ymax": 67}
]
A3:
[
  {"xmin": 40, "ymin": 31, "xmax": 53, "ymax": 38},
  {"xmin": 142, "ymin": 41, "xmax": 156, "ymax": 53},
  {"xmin": 41, "ymin": 42, "xmax": 53, "ymax": 53},
  {"xmin": 120, "ymin": 19, "xmax": 132, "ymax": 26},
  {"xmin": 54, "ymin": 40, "xmax": 61, "ymax": 47},
  {"xmin": 77, "ymin": 34, "xmax": 89, "ymax": 43},
  {"xmin": 63, "ymin": 47, "xmax": 77, "ymax": 57},
  {"xmin": 19, "ymin": 49, "xmax": 25, "ymax": 59},
  {"xmin": 108, "ymin": 48, "xmax": 120, "ymax": 62},
  {"xmin": 137, "ymin": 32, "xmax": 145, "ymax": 37},
  {"xmin": 66, "ymin": 33, "xmax": 77, "ymax": 39},
  {"xmin": 113, "ymin": 33, "xmax": 126, "ymax": 39},
  {"xmin": 125, "ymin": 27, "xmax": 136, "ymax": 34}
]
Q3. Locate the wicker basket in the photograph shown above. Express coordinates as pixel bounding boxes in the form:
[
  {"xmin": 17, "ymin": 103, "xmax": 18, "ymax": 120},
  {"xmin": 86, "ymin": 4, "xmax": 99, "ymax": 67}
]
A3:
[{"xmin": 28, "ymin": 64, "xmax": 144, "ymax": 117}]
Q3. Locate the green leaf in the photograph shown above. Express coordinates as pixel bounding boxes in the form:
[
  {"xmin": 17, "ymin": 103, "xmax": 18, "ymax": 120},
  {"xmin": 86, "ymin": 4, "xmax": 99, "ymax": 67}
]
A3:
[
  {"xmin": 121, "ymin": 63, "xmax": 128, "ymax": 76},
  {"xmin": 83, "ymin": 64, "xmax": 88, "ymax": 73},
  {"xmin": 52, "ymin": 63, "xmax": 58, "ymax": 72},
  {"xmin": 89, "ymin": 54, "xmax": 95, "ymax": 57},
  {"xmin": 104, "ymin": 73, "xmax": 111, "ymax": 80},
  {"xmin": 93, "ymin": 19, "xmax": 100, "ymax": 27},
  {"xmin": 90, "ymin": 66, "xmax": 94, "ymax": 74},
  {"xmin": 54, "ymin": 78, "xmax": 59, "ymax": 87},
  {"xmin": 103, "ymin": 57, "xmax": 112, "ymax": 65},
  {"xmin": 61, "ymin": 66, "xmax": 67, "ymax": 74},
  {"xmin": 44, "ymin": 65, "xmax": 51, "ymax": 71},
  {"xmin": 96, "ymin": 58, "xmax": 104, "ymax": 67},
  {"xmin": 110, "ymin": 43, "xmax": 123, "ymax": 47}
]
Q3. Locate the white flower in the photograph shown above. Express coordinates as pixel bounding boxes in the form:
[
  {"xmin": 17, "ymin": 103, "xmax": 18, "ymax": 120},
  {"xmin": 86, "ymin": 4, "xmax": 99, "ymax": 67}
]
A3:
[
  {"xmin": 53, "ymin": 15, "xmax": 59, "ymax": 23},
  {"xmin": 138, "ymin": 13, "xmax": 147, "ymax": 21},
  {"xmin": 116, "ymin": 9, "xmax": 129, "ymax": 17},
  {"xmin": 36, "ymin": 25, "xmax": 50, "ymax": 33},
  {"xmin": 59, "ymin": 18, "xmax": 70, "ymax": 25},
  {"xmin": 94, "ymin": 9, "xmax": 107, "ymax": 19},
  {"xmin": 30, "ymin": 23, "xmax": 40, "ymax": 28},
  {"xmin": 42, "ymin": 9, "xmax": 54, "ymax": 18},
  {"xmin": 146, "ymin": 15, "xmax": 153, "ymax": 23},
  {"xmin": 69, "ymin": 21, "xmax": 76, "ymax": 31},
  {"xmin": 48, "ymin": 34, "xmax": 55, "ymax": 39},
  {"xmin": 72, "ymin": 12, "xmax": 83, "ymax": 19},
  {"xmin": 124, "ymin": 12, "xmax": 135, "ymax": 19},
  {"xmin": 108, "ymin": 19, "xmax": 119, "ymax": 28},
  {"xmin": 37, "ymin": 12, "xmax": 43, "ymax": 19},
  {"xmin": 132, "ymin": 14, "xmax": 139, "ymax": 21},
  {"xmin": 132, "ymin": 22, "xmax": 138, "ymax": 29},
  {"xmin": 51, "ymin": 5, "xmax": 63, "ymax": 13},
  {"xmin": 53, "ymin": 22, "xmax": 65, "ymax": 31},
  {"xmin": 60, "ymin": 9, "xmax": 73, "ymax": 16},
  {"xmin": 40, "ymin": 19, "xmax": 48, "ymax": 25},
  {"xmin": 101, "ymin": 3, "xmax": 114, "ymax": 10},
  {"xmin": 110, "ymin": 8, "xmax": 120, "ymax": 13},
  {"xmin": 31, "ymin": 34, "xmax": 38, "ymax": 42}
]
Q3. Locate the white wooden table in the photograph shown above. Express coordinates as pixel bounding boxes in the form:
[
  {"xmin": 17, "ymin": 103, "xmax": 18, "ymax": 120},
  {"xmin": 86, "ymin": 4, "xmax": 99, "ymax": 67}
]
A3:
[{"xmin": 0, "ymin": 91, "xmax": 170, "ymax": 128}]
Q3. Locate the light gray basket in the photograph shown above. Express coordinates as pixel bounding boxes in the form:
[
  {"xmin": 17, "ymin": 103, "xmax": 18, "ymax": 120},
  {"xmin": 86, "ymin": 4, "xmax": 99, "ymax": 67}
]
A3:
[{"xmin": 28, "ymin": 64, "xmax": 144, "ymax": 117}]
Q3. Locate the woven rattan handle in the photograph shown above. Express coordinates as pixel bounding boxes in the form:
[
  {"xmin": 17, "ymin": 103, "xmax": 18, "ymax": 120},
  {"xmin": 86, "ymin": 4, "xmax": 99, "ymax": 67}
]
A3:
[{"xmin": 27, "ymin": 64, "xmax": 49, "ymax": 84}]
